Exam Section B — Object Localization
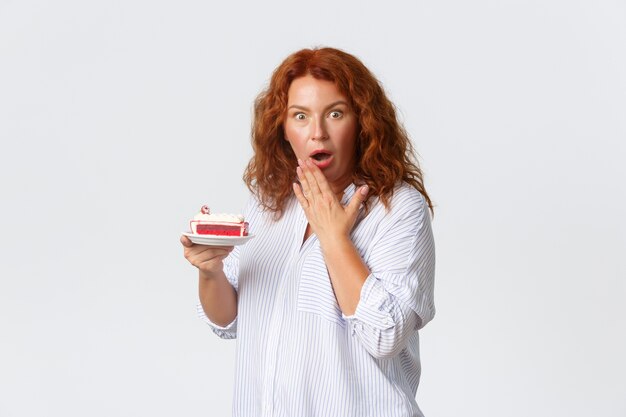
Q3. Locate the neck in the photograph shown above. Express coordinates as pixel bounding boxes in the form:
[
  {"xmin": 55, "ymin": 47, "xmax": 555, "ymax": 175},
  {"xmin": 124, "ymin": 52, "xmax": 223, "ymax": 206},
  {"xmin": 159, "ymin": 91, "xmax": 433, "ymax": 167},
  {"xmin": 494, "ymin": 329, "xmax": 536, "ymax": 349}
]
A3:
[{"xmin": 329, "ymin": 177, "xmax": 352, "ymax": 201}]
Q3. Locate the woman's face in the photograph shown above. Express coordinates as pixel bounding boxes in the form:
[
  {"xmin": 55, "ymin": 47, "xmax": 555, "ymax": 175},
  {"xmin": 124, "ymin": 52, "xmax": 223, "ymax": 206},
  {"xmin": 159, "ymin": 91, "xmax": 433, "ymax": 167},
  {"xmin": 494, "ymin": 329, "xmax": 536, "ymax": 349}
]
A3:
[{"xmin": 284, "ymin": 75, "xmax": 358, "ymax": 195}]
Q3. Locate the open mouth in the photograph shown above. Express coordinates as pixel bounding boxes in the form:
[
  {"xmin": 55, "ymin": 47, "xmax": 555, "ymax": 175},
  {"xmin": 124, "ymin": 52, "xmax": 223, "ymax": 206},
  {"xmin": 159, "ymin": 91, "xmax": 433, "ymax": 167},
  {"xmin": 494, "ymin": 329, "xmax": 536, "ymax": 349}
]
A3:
[{"xmin": 310, "ymin": 150, "xmax": 332, "ymax": 161}]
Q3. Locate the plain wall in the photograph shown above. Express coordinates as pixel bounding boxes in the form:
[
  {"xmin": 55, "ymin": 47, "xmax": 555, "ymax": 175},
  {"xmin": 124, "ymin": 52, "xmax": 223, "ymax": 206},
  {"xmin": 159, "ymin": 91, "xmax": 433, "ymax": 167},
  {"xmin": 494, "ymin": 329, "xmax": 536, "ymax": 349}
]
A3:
[{"xmin": 1, "ymin": 0, "xmax": 624, "ymax": 416}]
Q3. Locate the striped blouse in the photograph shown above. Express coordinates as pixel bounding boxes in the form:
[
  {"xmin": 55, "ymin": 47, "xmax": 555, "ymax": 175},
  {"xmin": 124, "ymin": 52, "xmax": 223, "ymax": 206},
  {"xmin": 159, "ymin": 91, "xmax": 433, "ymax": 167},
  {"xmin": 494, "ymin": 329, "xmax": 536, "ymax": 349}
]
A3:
[{"xmin": 197, "ymin": 182, "xmax": 436, "ymax": 417}]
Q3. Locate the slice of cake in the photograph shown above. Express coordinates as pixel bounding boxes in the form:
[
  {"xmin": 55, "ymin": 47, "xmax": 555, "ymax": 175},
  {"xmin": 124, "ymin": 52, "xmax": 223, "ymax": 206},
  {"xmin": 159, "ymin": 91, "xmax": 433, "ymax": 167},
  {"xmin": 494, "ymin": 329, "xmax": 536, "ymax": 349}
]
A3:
[{"xmin": 190, "ymin": 205, "xmax": 249, "ymax": 237}]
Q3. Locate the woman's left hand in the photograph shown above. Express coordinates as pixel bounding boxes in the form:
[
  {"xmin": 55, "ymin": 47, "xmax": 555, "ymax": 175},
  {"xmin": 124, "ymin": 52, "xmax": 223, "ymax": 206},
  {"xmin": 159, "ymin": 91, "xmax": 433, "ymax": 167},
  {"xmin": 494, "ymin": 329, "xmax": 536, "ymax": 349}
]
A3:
[{"xmin": 293, "ymin": 158, "xmax": 369, "ymax": 244}]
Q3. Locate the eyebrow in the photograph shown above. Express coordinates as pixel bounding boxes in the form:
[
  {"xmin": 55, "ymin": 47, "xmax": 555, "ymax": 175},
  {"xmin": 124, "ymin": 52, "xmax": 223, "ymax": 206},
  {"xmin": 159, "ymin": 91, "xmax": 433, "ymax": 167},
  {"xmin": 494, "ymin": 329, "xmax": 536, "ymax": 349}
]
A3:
[{"xmin": 287, "ymin": 100, "xmax": 350, "ymax": 112}]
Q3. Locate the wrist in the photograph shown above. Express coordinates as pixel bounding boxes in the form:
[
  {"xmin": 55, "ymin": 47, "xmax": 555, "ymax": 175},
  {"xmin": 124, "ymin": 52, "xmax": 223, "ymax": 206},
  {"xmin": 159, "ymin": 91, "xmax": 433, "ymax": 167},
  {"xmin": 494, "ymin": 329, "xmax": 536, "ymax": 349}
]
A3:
[
  {"xmin": 319, "ymin": 233, "xmax": 353, "ymax": 254},
  {"xmin": 199, "ymin": 269, "xmax": 222, "ymax": 281}
]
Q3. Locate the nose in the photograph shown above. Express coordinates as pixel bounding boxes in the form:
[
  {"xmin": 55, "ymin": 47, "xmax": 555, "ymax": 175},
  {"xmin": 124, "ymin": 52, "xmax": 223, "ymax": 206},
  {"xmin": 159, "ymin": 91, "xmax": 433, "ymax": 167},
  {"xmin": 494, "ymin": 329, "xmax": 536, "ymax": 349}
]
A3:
[{"xmin": 311, "ymin": 117, "xmax": 329, "ymax": 141}]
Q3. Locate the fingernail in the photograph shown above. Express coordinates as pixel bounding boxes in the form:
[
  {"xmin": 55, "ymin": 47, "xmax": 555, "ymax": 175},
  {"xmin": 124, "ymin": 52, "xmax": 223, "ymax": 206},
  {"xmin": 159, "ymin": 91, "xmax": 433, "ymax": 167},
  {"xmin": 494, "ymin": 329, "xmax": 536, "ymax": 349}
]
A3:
[
  {"xmin": 360, "ymin": 185, "xmax": 369, "ymax": 196},
  {"xmin": 297, "ymin": 158, "xmax": 303, "ymax": 166},
  {"xmin": 296, "ymin": 166, "xmax": 303, "ymax": 176}
]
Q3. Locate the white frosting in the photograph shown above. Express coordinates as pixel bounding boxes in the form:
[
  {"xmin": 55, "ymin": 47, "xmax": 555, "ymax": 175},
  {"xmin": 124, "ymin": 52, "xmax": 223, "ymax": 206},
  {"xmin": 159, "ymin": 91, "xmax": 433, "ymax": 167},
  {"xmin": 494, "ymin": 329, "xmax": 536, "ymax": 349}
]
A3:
[{"xmin": 193, "ymin": 212, "xmax": 244, "ymax": 223}]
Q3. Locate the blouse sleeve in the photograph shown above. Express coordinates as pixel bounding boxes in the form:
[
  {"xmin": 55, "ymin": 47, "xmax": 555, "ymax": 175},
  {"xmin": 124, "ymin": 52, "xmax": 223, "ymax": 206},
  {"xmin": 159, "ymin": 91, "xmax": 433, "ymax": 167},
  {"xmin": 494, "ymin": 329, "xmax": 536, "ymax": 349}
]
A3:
[{"xmin": 343, "ymin": 189, "xmax": 435, "ymax": 358}]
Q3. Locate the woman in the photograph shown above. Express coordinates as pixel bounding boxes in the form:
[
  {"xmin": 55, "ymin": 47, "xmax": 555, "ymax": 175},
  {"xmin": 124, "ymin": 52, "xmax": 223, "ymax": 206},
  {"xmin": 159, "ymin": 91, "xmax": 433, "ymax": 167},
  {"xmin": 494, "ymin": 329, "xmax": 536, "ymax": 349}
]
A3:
[{"xmin": 181, "ymin": 47, "xmax": 435, "ymax": 417}]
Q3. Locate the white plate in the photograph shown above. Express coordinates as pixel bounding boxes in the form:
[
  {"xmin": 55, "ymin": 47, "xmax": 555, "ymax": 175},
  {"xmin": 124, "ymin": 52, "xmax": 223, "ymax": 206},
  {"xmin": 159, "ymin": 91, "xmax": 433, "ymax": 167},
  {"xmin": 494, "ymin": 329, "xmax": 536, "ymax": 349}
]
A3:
[{"xmin": 182, "ymin": 231, "xmax": 255, "ymax": 246}]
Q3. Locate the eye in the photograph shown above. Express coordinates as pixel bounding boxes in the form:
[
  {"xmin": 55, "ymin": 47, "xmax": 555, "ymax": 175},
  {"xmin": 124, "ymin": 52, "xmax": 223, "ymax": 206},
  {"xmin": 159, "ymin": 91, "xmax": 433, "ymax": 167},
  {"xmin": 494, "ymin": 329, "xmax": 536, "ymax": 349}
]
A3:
[
  {"xmin": 294, "ymin": 112, "xmax": 306, "ymax": 120},
  {"xmin": 329, "ymin": 111, "xmax": 343, "ymax": 119}
]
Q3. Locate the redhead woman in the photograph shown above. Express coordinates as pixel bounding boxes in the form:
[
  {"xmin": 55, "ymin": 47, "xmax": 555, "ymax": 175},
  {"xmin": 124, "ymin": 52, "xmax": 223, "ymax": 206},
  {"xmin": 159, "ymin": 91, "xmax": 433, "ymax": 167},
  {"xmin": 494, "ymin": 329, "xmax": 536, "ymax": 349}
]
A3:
[{"xmin": 181, "ymin": 47, "xmax": 435, "ymax": 417}]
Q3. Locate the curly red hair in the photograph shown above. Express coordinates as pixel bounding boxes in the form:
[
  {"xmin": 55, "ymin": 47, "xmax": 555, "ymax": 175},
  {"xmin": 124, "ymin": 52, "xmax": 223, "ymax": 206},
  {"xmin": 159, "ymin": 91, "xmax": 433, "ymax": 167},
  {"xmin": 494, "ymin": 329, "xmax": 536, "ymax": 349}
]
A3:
[{"xmin": 244, "ymin": 47, "xmax": 433, "ymax": 217}]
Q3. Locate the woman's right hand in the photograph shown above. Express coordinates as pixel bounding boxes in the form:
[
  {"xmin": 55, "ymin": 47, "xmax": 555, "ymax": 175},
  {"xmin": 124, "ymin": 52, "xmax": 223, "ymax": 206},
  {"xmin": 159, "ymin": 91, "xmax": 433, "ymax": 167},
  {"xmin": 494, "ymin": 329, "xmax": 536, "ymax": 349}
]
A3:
[{"xmin": 180, "ymin": 235, "xmax": 234, "ymax": 278}]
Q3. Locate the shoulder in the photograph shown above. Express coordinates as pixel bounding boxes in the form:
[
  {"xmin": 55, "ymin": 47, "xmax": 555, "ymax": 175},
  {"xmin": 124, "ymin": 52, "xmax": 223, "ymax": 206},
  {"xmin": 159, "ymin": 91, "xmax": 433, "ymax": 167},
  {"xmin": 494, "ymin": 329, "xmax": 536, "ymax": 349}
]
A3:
[
  {"xmin": 242, "ymin": 193, "xmax": 265, "ymax": 224},
  {"xmin": 360, "ymin": 183, "xmax": 429, "ymax": 236},
  {"xmin": 244, "ymin": 193, "xmax": 298, "ymax": 226},
  {"xmin": 389, "ymin": 182, "xmax": 427, "ymax": 211},
  {"xmin": 376, "ymin": 182, "xmax": 428, "ymax": 222}
]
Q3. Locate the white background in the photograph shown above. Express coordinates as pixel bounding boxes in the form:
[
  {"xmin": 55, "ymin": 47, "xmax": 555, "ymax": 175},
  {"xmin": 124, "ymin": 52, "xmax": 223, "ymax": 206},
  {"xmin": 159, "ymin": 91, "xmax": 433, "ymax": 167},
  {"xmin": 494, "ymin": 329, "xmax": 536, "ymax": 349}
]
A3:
[{"xmin": 1, "ymin": 0, "xmax": 625, "ymax": 416}]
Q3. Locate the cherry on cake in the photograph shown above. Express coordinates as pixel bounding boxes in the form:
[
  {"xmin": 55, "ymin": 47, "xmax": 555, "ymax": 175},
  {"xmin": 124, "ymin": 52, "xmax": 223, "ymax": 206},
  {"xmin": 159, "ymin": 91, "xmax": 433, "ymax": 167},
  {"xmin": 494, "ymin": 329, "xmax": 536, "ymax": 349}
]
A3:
[{"xmin": 190, "ymin": 205, "xmax": 249, "ymax": 237}]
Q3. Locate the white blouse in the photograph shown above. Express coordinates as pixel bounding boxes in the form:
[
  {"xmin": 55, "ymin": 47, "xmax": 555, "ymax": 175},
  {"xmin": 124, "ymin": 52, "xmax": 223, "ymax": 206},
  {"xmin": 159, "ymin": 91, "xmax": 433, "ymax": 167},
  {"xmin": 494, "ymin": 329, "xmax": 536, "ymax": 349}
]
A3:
[{"xmin": 198, "ymin": 183, "xmax": 436, "ymax": 417}]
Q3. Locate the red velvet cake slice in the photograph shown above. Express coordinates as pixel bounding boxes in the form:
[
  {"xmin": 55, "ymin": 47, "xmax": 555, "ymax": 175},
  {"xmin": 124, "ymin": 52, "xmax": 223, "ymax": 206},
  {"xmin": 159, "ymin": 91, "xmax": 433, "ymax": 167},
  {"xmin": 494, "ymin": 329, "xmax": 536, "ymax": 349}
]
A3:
[{"xmin": 190, "ymin": 205, "xmax": 248, "ymax": 237}]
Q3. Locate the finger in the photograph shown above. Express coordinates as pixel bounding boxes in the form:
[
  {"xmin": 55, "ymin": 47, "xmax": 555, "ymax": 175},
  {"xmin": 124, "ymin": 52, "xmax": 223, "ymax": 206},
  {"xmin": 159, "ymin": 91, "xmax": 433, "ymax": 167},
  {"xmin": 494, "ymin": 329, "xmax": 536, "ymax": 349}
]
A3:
[
  {"xmin": 198, "ymin": 245, "xmax": 234, "ymax": 256},
  {"xmin": 296, "ymin": 164, "xmax": 312, "ymax": 199},
  {"xmin": 293, "ymin": 182, "xmax": 309, "ymax": 209},
  {"xmin": 346, "ymin": 184, "xmax": 369, "ymax": 219},
  {"xmin": 189, "ymin": 251, "xmax": 229, "ymax": 269},
  {"xmin": 203, "ymin": 245, "xmax": 235, "ymax": 252},
  {"xmin": 181, "ymin": 235, "xmax": 194, "ymax": 247},
  {"xmin": 302, "ymin": 159, "xmax": 322, "ymax": 197},
  {"xmin": 186, "ymin": 244, "xmax": 232, "ymax": 259},
  {"xmin": 187, "ymin": 246, "xmax": 233, "ymax": 266},
  {"xmin": 306, "ymin": 159, "xmax": 335, "ymax": 197}
]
